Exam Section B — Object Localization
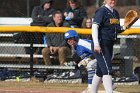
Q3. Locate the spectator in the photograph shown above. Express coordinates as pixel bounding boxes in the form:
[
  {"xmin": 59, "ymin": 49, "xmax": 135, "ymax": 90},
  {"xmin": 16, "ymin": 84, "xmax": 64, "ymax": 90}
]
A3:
[
  {"xmin": 63, "ymin": 0, "xmax": 87, "ymax": 28},
  {"xmin": 82, "ymin": 16, "xmax": 92, "ymax": 28},
  {"xmin": 42, "ymin": 11, "xmax": 71, "ymax": 66},
  {"xmin": 20, "ymin": 0, "xmax": 56, "ymax": 64},
  {"xmin": 20, "ymin": 0, "xmax": 55, "ymax": 49},
  {"xmin": 80, "ymin": 16, "xmax": 92, "ymax": 39},
  {"xmin": 31, "ymin": 0, "xmax": 55, "ymax": 26},
  {"xmin": 64, "ymin": 30, "xmax": 97, "ymax": 93}
]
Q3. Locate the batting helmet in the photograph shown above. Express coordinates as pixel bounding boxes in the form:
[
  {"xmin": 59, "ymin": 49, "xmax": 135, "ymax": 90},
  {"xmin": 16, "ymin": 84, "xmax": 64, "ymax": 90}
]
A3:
[{"xmin": 64, "ymin": 30, "xmax": 79, "ymax": 41}]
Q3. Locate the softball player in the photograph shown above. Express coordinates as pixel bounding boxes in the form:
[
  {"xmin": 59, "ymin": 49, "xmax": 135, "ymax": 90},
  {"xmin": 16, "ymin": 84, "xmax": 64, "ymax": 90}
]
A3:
[
  {"xmin": 91, "ymin": 0, "xmax": 124, "ymax": 93},
  {"xmin": 64, "ymin": 30, "xmax": 97, "ymax": 92}
]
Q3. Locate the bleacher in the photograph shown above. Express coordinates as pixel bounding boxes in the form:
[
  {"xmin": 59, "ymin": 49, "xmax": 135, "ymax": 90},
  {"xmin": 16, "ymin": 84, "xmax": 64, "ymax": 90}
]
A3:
[{"xmin": 0, "ymin": 17, "xmax": 75, "ymax": 70}]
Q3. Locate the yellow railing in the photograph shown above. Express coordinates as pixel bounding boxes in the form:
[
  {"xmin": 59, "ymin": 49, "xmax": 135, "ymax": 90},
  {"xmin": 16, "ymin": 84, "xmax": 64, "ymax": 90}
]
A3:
[{"xmin": 0, "ymin": 26, "xmax": 140, "ymax": 35}]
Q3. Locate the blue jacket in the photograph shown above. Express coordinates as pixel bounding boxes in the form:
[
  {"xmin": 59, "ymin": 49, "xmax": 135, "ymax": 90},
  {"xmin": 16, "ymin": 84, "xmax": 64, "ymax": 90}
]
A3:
[{"xmin": 74, "ymin": 39, "xmax": 93, "ymax": 59}]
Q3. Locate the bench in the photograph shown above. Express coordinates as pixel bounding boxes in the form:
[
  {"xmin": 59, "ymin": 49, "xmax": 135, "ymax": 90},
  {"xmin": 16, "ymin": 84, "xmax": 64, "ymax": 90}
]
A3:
[{"xmin": 0, "ymin": 17, "xmax": 75, "ymax": 70}]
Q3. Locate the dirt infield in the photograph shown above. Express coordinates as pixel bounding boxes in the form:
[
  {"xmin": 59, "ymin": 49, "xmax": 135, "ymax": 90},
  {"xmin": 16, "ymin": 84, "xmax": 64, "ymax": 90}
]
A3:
[
  {"xmin": 0, "ymin": 81, "xmax": 139, "ymax": 93},
  {"xmin": 0, "ymin": 88, "xmax": 81, "ymax": 93},
  {"xmin": 0, "ymin": 81, "xmax": 84, "ymax": 93},
  {"xmin": 0, "ymin": 88, "xmax": 121, "ymax": 93}
]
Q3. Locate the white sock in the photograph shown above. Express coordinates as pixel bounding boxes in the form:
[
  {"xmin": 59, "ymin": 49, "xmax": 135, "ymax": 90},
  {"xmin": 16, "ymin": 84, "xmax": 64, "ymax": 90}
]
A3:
[
  {"xmin": 88, "ymin": 84, "xmax": 92, "ymax": 89},
  {"xmin": 102, "ymin": 75, "xmax": 113, "ymax": 93},
  {"xmin": 90, "ymin": 74, "xmax": 102, "ymax": 93}
]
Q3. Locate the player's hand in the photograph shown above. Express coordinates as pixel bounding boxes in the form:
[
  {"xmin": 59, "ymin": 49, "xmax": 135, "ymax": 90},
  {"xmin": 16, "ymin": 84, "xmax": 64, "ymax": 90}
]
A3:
[
  {"xmin": 94, "ymin": 46, "xmax": 101, "ymax": 53},
  {"xmin": 78, "ymin": 58, "xmax": 92, "ymax": 67}
]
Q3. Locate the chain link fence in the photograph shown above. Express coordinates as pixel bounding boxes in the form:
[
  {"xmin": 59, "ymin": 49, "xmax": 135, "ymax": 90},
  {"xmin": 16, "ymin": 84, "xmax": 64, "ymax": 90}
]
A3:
[
  {"xmin": 0, "ymin": 32, "xmax": 140, "ymax": 84},
  {"xmin": 112, "ymin": 35, "xmax": 140, "ymax": 78}
]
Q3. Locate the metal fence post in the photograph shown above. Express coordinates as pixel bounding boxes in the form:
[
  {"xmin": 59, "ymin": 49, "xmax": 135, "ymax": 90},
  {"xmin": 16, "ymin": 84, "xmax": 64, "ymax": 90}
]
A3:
[{"xmin": 30, "ymin": 33, "xmax": 34, "ymax": 78}]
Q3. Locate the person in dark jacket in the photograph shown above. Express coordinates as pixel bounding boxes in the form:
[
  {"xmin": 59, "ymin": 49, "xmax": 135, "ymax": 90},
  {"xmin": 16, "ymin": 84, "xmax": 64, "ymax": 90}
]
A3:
[
  {"xmin": 21, "ymin": 0, "xmax": 56, "ymax": 64},
  {"xmin": 63, "ymin": 0, "xmax": 87, "ymax": 28},
  {"xmin": 31, "ymin": 0, "xmax": 55, "ymax": 26},
  {"xmin": 42, "ymin": 11, "xmax": 71, "ymax": 66}
]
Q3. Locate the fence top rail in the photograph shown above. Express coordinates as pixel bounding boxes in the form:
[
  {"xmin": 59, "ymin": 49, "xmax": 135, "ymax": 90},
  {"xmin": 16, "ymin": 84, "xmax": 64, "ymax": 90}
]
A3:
[
  {"xmin": 1, "ymin": 34, "xmax": 140, "ymax": 38},
  {"xmin": 0, "ymin": 26, "xmax": 140, "ymax": 35}
]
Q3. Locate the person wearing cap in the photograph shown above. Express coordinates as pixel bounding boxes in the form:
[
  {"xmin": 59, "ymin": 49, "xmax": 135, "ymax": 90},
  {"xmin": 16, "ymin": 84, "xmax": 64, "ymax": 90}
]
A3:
[{"xmin": 31, "ymin": 0, "xmax": 55, "ymax": 26}]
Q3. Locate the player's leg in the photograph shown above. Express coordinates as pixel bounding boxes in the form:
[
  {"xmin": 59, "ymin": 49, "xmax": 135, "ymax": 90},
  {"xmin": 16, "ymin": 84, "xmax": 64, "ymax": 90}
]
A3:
[
  {"xmin": 90, "ymin": 62, "xmax": 103, "ymax": 93},
  {"xmin": 90, "ymin": 74, "xmax": 102, "ymax": 93},
  {"xmin": 100, "ymin": 40, "xmax": 114, "ymax": 93},
  {"xmin": 86, "ymin": 59, "xmax": 97, "ymax": 89},
  {"xmin": 102, "ymin": 75, "xmax": 113, "ymax": 93},
  {"xmin": 80, "ymin": 58, "xmax": 97, "ymax": 93}
]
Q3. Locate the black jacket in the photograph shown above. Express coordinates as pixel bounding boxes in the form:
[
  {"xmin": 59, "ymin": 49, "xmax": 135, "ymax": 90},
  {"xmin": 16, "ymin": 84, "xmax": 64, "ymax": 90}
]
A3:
[
  {"xmin": 46, "ymin": 21, "xmax": 70, "ymax": 47},
  {"xmin": 63, "ymin": 7, "xmax": 87, "ymax": 27},
  {"xmin": 31, "ymin": 0, "xmax": 55, "ymax": 26}
]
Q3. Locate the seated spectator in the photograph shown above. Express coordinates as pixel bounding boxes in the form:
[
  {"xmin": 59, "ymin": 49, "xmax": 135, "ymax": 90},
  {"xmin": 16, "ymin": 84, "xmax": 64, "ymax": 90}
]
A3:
[
  {"xmin": 42, "ymin": 11, "xmax": 71, "ymax": 66},
  {"xmin": 63, "ymin": 0, "xmax": 87, "ymax": 28},
  {"xmin": 80, "ymin": 16, "xmax": 92, "ymax": 39}
]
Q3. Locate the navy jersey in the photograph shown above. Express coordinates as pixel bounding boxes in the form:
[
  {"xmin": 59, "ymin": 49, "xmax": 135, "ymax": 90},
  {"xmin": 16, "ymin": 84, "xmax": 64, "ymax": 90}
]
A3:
[
  {"xmin": 93, "ymin": 6, "xmax": 122, "ymax": 41},
  {"xmin": 75, "ymin": 39, "xmax": 93, "ymax": 59}
]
